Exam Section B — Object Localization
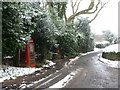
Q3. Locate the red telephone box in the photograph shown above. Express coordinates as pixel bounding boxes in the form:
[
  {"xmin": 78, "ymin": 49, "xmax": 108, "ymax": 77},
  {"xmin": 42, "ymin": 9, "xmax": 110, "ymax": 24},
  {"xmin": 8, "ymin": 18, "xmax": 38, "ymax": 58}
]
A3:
[{"xmin": 19, "ymin": 38, "xmax": 36, "ymax": 67}]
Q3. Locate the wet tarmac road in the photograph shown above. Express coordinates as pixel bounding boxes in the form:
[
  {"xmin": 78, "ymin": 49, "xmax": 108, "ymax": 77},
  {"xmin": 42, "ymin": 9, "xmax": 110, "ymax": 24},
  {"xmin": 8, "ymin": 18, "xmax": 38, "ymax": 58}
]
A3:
[
  {"xmin": 65, "ymin": 51, "xmax": 118, "ymax": 88},
  {"xmin": 26, "ymin": 51, "xmax": 119, "ymax": 89}
]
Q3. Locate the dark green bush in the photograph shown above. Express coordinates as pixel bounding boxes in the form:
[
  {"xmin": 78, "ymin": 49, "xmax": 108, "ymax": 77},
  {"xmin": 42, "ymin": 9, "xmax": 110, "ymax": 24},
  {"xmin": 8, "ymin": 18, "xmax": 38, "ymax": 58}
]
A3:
[
  {"xmin": 96, "ymin": 44, "xmax": 105, "ymax": 48},
  {"xmin": 102, "ymin": 52, "xmax": 120, "ymax": 61},
  {"xmin": 96, "ymin": 43, "xmax": 110, "ymax": 48}
]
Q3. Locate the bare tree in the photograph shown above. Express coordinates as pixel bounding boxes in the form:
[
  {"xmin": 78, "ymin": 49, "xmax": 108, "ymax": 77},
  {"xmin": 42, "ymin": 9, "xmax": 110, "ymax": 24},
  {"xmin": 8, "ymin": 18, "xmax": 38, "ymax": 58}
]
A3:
[
  {"xmin": 45, "ymin": 0, "xmax": 110, "ymax": 23},
  {"xmin": 67, "ymin": 0, "xmax": 110, "ymax": 23}
]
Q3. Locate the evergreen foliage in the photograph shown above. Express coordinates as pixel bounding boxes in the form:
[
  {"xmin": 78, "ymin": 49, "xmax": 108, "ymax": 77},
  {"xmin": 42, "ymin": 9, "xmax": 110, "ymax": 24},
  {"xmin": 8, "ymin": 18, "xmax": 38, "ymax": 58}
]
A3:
[
  {"xmin": 2, "ymin": 2, "xmax": 94, "ymax": 64},
  {"xmin": 102, "ymin": 52, "xmax": 120, "ymax": 61},
  {"xmin": 2, "ymin": 2, "xmax": 20, "ymax": 58},
  {"xmin": 2, "ymin": 2, "xmax": 42, "ymax": 58},
  {"xmin": 32, "ymin": 14, "xmax": 59, "ymax": 62}
]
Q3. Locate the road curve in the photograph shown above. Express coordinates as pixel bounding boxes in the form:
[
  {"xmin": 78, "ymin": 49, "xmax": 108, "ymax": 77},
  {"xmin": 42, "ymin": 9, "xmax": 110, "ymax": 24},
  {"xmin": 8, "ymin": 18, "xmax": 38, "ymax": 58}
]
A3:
[
  {"xmin": 64, "ymin": 51, "xmax": 118, "ymax": 88},
  {"xmin": 28, "ymin": 51, "xmax": 119, "ymax": 89}
]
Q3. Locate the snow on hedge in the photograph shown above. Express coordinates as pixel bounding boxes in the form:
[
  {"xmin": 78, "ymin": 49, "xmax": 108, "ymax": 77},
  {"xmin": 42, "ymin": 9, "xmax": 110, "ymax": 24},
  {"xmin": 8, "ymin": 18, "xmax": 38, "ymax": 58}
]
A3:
[
  {"xmin": 97, "ymin": 47, "xmax": 120, "ymax": 68},
  {"xmin": 95, "ymin": 41, "xmax": 109, "ymax": 45},
  {"xmin": 103, "ymin": 44, "xmax": 119, "ymax": 53},
  {"xmin": 0, "ymin": 60, "xmax": 56, "ymax": 82}
]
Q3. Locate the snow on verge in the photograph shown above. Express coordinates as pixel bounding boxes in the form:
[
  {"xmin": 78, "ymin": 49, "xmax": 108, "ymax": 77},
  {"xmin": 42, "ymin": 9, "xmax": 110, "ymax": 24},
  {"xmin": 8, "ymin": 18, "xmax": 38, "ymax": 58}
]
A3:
[
  {"xmin": 0, "ymin": 60, "xmax": 56, "ymax": 82},
  {"xmin": 99, "ymin": 57, "xmax": 120, "ymax": 68},
  {"xmin": 95, "ymin": 41, "xmax": 110, "ymax": 45},
  {"xmin": 68, "ymin": 56, "xmax": 79, "ymax": 65},
  {"xmin": 98, "ymin": 52, "xmax": 119, "ymax": 68},
  {"xmin": 98, "ymin": 44, "xmax": 120, "ymax": 68},
  {"xmin": 68, "ymin": 49, "xmax": 103, "ymax": 65},
  {"xmin": 49, "ymin": 68, "xmax": 81, "ymax": 88},
  {"xmin": 43, "ymin": 60, "xmax": 56, "ymax": 68},
  {"xmin": 103, "ymin": 44, "xmax": 118, "ymax": 53},
  {"xmin": 94, "ymin": 48, "xmax": 102, "ymax": 52},
  {"xmin": 0, "ymin": 65, "xmax": 42, "ymax": 82}
]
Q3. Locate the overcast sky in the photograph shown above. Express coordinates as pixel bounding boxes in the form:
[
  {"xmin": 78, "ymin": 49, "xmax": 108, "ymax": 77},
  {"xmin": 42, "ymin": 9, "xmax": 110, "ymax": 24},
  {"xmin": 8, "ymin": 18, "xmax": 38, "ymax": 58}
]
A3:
[
  {"xmin": 90, "ymin": 0, "xmax": 118, "ymax": 35},
  {"xmin": 66, "ymin": 0, "xmax": 119, "ymax": 35}
]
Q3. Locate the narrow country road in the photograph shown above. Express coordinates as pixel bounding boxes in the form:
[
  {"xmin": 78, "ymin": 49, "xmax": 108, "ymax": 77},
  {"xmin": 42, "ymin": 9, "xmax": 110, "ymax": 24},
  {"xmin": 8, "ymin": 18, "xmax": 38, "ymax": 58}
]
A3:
[
  {"xmin": 64, "ymin": 51, "xmax": 118, "ymax": 88},
  {"xmin": 27, "ymin": 51, "xmax": 119, "ymax": 89}
]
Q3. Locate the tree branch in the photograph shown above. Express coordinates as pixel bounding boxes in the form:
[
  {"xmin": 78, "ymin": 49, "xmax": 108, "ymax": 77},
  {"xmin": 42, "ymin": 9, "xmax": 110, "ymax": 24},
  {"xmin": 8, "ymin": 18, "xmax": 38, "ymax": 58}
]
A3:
[
  {"xmin": 88, "ymin": 1, "xmax": 110, "ymax": 23},
  {"xmin": 87, "ymin": 0, "xmax": 100, "ymax": 14},
  {"xmin": 67, "ymin": 0, "xmax": 95, "ymax": 23},
  {"xmin": 64, "ymin": 10, "xmax": 67, "ymax": 22},
  {"xmin": 71, "ymin": 0, "xmax": 82, "ymax": 14},
  {"xmin": 71, "ymin": 0, "xmax": 75, "ymax": 14},
  {"xmin": 74, "ymin": 0, "xmax": 82, "ymax": 13},
  {"xmin": 73, "ymin": 0, "xmax": 79, "ymax": 7}
]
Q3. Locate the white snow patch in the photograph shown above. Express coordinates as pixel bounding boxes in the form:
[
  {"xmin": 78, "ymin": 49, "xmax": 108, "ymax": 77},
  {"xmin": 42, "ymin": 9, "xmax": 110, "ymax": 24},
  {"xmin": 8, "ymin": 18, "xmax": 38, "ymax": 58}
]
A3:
[
  {"xmin": 49, "ymin": 69, "xmax": 81, "ymax": 88},
  {"xmin": 4, "ymin": 56, "xmax": 13, "ymax": 59},
  {"xmin": 0, "ymin": 65, "xmax": 42, "ymax": 82},
  {"xmin": 99, "ymin": 57, "xmax": 120, "ymax": 68},
  {"xmin": 20, "ymin": 72, "xmax": 57, "ymax": 88},
  {"xmin": 99, "ymin": 44, "xmax": 120, "ymax": 68},
  {"xmin": 69, "ymin": 49, "xmax": 103, "ymax": 65},
  {"xmin": 36, "ymin": 73, "xmax": 40, "ymax": 76},
  {"xmin": 64, "ymin": 62, "xmax": 68, "ymax": 67},
  {"xmin": 36, "ymin": 73, "xmax": 62, "ymax": 88},
  {"xmin": 98, "ymin": 52, "xmax": 119, "ymax": 68},
  {"xmin": 19, "ymin": 74, "xmax": 53, "ymax": 88},
  {"xmin": 0, "ymin": 60, "xmax": 56, "ymax": 82},
  {"xmin": 19, "ymin": 84, "xmax": 27, "ymax": 88},
  {"xmin": 69, "ymin": 56, "xmax": 79, "ymax": 61},
  {"xmin": 103, "ymin": 44, "xmax": 119, "ymax": 53},
  {"xmin": 94, "ymin": 48, "xmax": 102, "ymax": 52},
  {"xmin": 81, "ymin": 51, "xmax": 94, "ymax": 56},
  {"xmin": 43, "ymin": 60, "xmax": 56, "ymax": 68},
  {"xmin": 24, "ymin": 75, "xmax": 52, "ymax": 88},
  {"xmin": 95, "ymin": 41, "xmax": 110, "ymax": 45},
  {"xmin": 81, "ymin": 50, "xmax": 99, "ymax": 56},
  {"xmin": 69, "ymin": 56, "xmax": 79, "ymax": 64}
]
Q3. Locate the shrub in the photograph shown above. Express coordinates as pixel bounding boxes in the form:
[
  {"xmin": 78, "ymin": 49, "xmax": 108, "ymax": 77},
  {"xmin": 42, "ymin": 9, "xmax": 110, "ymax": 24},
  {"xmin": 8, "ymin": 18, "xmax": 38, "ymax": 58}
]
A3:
[
  {"xmin": 96, "ymin": 44, "xmax": 105, "ymax": 48},
  {"xmin": 57, "ymin": 31, "xmax": 79, "ymax": 58},
  {"xmin": 102, "ymin": 52, "xmax": 120, "ymax": 61},
  {"xmin": 96, "ymin": 42, "xmax": 110, "ymax": 48}
]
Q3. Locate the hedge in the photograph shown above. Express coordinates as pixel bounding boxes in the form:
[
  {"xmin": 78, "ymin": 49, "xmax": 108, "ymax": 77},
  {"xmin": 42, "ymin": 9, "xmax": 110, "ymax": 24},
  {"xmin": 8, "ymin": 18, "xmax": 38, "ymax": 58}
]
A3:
[
  {"xmin": 102, "ymin": 52, "xmax": 120, "ymax": 61},
  {"xmin": 96, "ymin": 43, "xmax": 110, "ymax": 48}
]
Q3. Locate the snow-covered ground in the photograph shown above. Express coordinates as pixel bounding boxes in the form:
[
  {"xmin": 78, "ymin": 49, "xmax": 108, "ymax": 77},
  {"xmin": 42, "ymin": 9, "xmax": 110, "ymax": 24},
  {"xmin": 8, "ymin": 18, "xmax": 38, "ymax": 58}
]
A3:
[
  {"xmin": 19, "ymin": 68, "xmax": 82, "ymax": 88},
  {"xmin": 0, "ymin": 66, "xmax": 42, "ymax": 82},
  {"xmin": 19, "ymin": 73, "xmax": 54, "ymax": 88},
  {"xmin": 68, "ymin": 49, "xmax": 103, "ymax": 65},
  {"xmin": 1, "ymin": 43, "xmax": 119, "ymax": 87},
  {"xmin": 0, "ymin": 60, "xmax": 56, "ymax": 82},
  {"xmin": 43, "ymin": 60, "xmax": 56, "ymax": 68},
  {"xmin": 98, "ymin": 44, "xmax": 120, "ymax": 68},
  {"xmin": 103, "ymin": 44, "xmax": 118, "ymax": 53},
  {"xmin": 99, "ymin": 57, "xmax": 119, "ymax": 68},
  {"xmin": 68, "ymin": 56, "xmax": 79, "ymax": 65},
  {"xmin": 48, "ymin": 44, "xmax": 120, "ymax": 88},
  {"xmin": 49, "ymin": 68, "xmax": 82, "ymax": 88},
  {"xmin": 95, "ymin": 41, "xmax": 110, "ymax": 45},
  {"xmin": 69, "ymin": 44, "xmax": 119, "ymax": 69},
  {"xmin": 94, "ymin": 48, "xmax": 102, "ymax": 52}
]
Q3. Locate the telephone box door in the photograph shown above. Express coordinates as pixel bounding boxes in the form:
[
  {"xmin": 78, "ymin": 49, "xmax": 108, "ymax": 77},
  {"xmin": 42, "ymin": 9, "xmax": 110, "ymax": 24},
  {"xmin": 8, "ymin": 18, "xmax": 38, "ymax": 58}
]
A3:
[
  {"xmin": 19, "ymin": 38, "xmax": 36, "ymax": 67},
  {"xmin": 26, "ymin": 39, "xmax": 36, "ymax": 67}
]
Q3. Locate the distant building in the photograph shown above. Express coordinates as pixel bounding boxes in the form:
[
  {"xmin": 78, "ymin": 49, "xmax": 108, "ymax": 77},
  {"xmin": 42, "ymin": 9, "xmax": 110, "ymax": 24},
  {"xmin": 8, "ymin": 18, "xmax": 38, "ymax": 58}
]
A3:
[{"xmin": 93, "ymin": 34, "xmax": 105, "ymax": 42}]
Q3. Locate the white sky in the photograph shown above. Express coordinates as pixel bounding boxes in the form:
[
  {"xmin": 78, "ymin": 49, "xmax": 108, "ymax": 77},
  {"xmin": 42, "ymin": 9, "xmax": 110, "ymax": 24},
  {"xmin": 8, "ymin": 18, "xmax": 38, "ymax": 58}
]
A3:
[{"xmin": 66, "ymin": 0, "xmax": 119, "ymax": 35}]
